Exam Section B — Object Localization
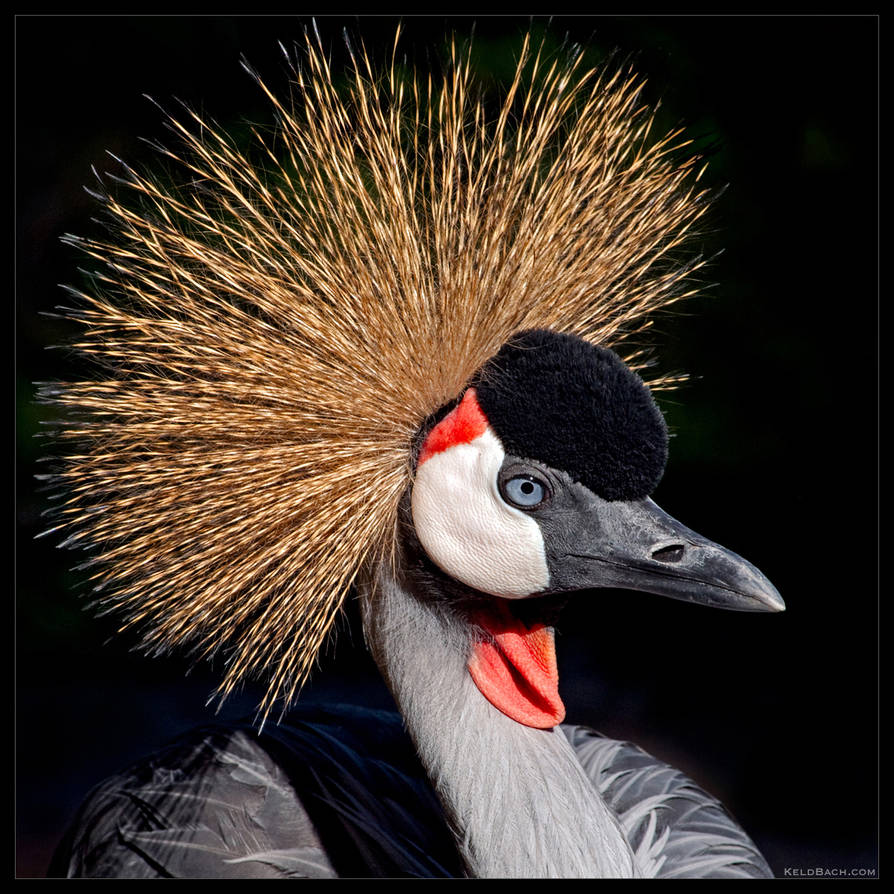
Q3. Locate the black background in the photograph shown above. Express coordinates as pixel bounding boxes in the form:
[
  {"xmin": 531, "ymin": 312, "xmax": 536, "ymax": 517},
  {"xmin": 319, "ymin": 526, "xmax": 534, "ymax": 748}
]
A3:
[{"xmin": 17, "ymin": 15, "xmax": 878, "ymax": 878}]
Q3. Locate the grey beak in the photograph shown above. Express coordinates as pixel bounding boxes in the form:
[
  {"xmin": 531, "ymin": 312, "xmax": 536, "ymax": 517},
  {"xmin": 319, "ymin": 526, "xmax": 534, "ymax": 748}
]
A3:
[{"xmin": 545, "ymin": 496, "xmax": 785, "ymax": 613}]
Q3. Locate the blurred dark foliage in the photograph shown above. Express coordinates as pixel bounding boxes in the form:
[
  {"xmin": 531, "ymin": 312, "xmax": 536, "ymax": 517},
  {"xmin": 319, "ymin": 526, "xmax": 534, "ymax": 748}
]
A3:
[{"xmin": 17, "ymin": 15, "xmax": 878, "ymax": 878}]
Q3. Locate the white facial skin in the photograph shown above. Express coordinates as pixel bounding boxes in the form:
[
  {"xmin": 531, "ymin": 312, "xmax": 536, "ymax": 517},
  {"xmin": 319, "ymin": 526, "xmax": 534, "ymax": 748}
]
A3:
[{"xmin": 411, "ymin": 428, "xmax": 550, "ymax": 598}]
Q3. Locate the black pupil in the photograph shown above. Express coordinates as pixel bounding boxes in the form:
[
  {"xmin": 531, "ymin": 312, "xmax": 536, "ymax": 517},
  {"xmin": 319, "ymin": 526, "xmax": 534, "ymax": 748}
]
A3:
[{"xmin": 520, "ymin": 481, "xmax": 535, "ymax": 495}]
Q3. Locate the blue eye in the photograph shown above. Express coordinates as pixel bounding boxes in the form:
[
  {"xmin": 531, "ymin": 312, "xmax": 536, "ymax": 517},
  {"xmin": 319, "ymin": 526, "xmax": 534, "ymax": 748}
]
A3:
[{"xmin": 503, "ymin": 475, "xmax": 546, "ymax": 508}]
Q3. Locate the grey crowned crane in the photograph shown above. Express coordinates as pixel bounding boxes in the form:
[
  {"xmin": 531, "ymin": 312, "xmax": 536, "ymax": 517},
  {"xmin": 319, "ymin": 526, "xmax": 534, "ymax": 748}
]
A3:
[{"xmin": 45, "ymin": 29, "xmax": 784, "ymax": 879}]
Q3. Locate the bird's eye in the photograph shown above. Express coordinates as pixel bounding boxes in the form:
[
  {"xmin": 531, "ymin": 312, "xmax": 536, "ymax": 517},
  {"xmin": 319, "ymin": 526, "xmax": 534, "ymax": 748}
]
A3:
[{"xmin": 502, "ymin": 475, "xmax": 547, "ymax": 508}]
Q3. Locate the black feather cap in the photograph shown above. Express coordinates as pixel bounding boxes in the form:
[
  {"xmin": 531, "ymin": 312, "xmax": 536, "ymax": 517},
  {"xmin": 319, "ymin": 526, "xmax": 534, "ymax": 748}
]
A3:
[{"xmin": 471, "ymin": 330, "xmax": 668, "ymax": 501}]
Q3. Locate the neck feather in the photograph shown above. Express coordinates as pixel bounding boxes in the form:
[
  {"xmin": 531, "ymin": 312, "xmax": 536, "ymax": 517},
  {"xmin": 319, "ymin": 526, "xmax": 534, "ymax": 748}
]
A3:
[{"xmin": 360, "ymin": 560, "xmax": 636, "ymax": 879}]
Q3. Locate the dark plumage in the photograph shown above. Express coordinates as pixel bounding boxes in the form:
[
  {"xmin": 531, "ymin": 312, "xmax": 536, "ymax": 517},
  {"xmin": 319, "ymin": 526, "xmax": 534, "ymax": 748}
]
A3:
[
  {"xmin": 49, "ymin": 705, "xmax": 772, "ymax": 878},
  {"xmin": 49, "ymin": 705, "xmax": 463, "ymax": 879},
  {"xmin": 473, "ymin": 330, "xmax": 668, "ymax": 501}
]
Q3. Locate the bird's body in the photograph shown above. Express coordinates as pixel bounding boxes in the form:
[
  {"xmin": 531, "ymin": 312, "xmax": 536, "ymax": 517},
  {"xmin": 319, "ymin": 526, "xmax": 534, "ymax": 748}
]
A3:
[
  {"xmin": 44, "ymin": 28, "xmax": 783, "ymax": 878},
  {"xmin": 51, "ymin": 704, "xmax": 772, "ymax": 878}
]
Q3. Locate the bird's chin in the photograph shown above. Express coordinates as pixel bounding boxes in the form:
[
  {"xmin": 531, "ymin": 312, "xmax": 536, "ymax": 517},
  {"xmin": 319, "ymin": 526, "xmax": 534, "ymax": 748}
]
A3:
[{"xmin": 465, "ymin": 596, "xmax": 566, "ymax": 729}]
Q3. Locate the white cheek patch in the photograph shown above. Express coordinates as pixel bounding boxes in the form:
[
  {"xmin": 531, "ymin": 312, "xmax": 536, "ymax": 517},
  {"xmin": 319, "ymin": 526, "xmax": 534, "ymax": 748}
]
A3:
[{"xmin": 411, "ymin": 428, "xmax": 550, "ymax": 597}]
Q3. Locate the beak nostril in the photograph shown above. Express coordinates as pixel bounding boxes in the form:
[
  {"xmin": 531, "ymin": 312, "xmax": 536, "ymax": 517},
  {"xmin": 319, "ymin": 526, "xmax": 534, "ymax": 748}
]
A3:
[{"xmin": 652, "ymin": 544, "xmax": 685, "ymax": 563}]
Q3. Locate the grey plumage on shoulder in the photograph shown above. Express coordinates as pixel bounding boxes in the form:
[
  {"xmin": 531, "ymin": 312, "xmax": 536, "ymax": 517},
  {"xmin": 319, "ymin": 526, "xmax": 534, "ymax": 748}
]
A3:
[
  {"xmin": 564, "ymin": 725, "xmax": 773, "ymax": 878},
  {"xmin": 50, "ymin": 706, "xmax": 465, "ymax": 879},
  {"xmin": 50, "ymin": 726, "xmax": 336, "ymax": 878}
]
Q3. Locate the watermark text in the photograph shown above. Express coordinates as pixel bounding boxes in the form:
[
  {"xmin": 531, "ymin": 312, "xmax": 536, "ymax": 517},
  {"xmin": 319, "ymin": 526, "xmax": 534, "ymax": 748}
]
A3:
[{"xmin": 783, "ymin": 867, "xmax": 876, "ymax": 878}]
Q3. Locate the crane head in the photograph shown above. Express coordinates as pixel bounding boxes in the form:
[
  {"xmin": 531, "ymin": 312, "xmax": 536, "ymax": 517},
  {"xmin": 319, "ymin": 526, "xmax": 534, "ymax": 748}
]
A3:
[{"xmin": 410, "ymin": 329, "xmax": 783, "ymax": 728}]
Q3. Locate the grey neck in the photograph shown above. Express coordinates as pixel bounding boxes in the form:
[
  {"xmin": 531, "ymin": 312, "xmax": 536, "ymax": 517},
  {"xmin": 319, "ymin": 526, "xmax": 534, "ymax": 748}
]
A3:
[{"xmin": 360, "ymin": 560, "xmax": 637, "ymax": 879}]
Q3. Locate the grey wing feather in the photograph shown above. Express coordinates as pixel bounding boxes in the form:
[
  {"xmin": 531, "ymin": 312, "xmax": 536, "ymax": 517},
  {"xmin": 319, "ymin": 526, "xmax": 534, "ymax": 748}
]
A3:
[
  {"xmin": 53, "ymin": 728, "xmax": 337, "ymax": 878},
  {"xmin": 563, "ymin": 725, "xmax": 773, "ymax": 879},
  {"xmin": 51, "ymin": 706, "xmax": 464, "ymax": 879}
]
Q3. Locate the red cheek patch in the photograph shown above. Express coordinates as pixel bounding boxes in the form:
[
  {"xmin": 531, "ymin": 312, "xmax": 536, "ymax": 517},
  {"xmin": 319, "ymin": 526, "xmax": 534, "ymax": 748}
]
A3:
[{"xmin": 418, "ymin": 388, "xmax": 489, "ymax": 467}]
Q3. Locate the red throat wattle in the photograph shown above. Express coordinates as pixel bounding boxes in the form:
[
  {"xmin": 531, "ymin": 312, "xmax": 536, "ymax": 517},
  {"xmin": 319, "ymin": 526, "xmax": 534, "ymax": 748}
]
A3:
[{"xmin": 467, "ymin": 601, "xmax": 565, "ymax": 729}]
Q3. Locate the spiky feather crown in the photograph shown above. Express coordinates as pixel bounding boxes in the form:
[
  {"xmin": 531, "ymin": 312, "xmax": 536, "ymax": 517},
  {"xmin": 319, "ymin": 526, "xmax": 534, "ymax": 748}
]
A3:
[{"xmin": 43, "ymin": 28, "xmax": 710, "ymax": 718}]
